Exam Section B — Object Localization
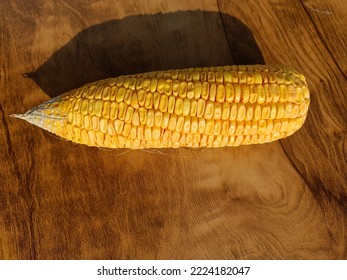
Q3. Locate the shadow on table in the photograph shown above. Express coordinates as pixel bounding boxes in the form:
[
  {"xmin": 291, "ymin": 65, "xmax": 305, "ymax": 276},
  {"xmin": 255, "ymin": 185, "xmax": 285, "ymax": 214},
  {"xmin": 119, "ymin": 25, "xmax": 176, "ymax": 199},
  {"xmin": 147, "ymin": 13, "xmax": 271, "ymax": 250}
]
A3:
[{"xmin": 26, "ymin": 10, "xmax": 264, "ymax": 97}]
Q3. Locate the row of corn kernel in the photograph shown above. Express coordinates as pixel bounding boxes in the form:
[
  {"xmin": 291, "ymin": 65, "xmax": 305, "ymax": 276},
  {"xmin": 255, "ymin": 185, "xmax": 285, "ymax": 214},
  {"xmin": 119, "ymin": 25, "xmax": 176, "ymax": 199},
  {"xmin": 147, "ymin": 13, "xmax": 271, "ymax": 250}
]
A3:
[
  {"xmin": 66, "ymin": 99, "xmax": 307, "ymax": 132},
  {"xmin": 108, "ymin": 74, "xmax": 302, "ymax": 96},
  {"xmin": 64, "ymin": 65, "xmax": 306, "ymax": 100},
  {"xmin": 66, "ymin": 109, "xmax": 304, "ymax": 138},
  {"xmin": 73, "ymin": 81, "xmax": 308, "ymax": 109},
  {"xmin": 67, "ymin": 106, "xmax": 307, "ymax": 134},
  {"xmin": 65, "ymin": 123, "xmax": 294, "ymax": 149},
  {"xmin": 125, "ymin": 70, "xmax": 303, "ymax": 86}
]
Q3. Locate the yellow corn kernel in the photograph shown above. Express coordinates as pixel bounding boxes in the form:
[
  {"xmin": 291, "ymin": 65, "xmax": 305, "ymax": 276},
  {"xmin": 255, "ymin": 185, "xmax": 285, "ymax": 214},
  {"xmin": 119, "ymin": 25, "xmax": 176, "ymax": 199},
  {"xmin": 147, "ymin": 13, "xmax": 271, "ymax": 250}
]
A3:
[
  {"xmin": 80, "ymin": 129, "xmax": 89, "ymax": 143},
  {"xmin": 150, "ymin": 78, "xmax": 158, "ymax": 93},
  {"xmin": 162, "ymin": 130, "xmax": 171, "ymax": 142},
  {"xmin": 223, "ymin": 71, "xmax": 232, "ymax": 83},
  {"xmin": 87, "ymin": 130, "xmax": 95, "ymax": 144},
  {"xmin": 196, "ymin": 99, "xmax": 206, "ymax": 117},
  {"xmin": 213, "ymin": 120, "xmax": 222, "ymax": 135},
  {"xmin": 99, "ymin": 118, "xmax": 108, "ymax": 133},
  {"xmin": 138, "ymin": 107, "xmax": 147, "ymax": 124},
  {"xmin": 137, "ymin": 125, "xmax": 144, "ymax": 139},
  {"xmin": 258, "ymin": 119, "xmax": 267, "ymax": 134},
  {"xmin": 102, "ymin": 101, "xmax": 110, "ymax": 118},
  {"xmin": 116, "ymin": 87, "xmax": 126, "ymax": 102},
  {"xmin": 129, "ymin": 126, "xmax": 137, "ymax": 139},
  {"xmin": 261, "ymin": 105, "xmax": 271, "ymax": 119},
  {"xmin": 173, "ymin": 97, "xmax": 182, "ymax": 115},
  {"xmin": 85, "ymin": 85, "xmax": 97, "ymax": 99},
  {"xmin": 204, "ymin": 101, "xmax": 214, "ymax": 119},
  {"xmin": 190, "ymin": 99, "xmax": 197, "ymax": 117},
  {"xmin": 122, "ymin": 123, "xmax": 131, "ymax": 137},
  {"xmin": 135, "ymin": 78, "xmax": 144, "ymax": 90},
  {"xmin": 175, "ymin": 116, "xmax": 184, "ymax": 132},
  {"xmin": 118, "ymin": 102, "xmax": 127, "ymax": 120},
  {"xmin": 153, "ymin": 92, "xmax": 161, "ymax": 109},
  {"xmin": 80, "ymin": 99, "xmax": 89, "ymax": 115},
  {"xmin": 205, "ymin": 119, "xmax": 214, "ymax": 135},
  {"xmin": 256, "ymin": 85, "xmax": 266, "ymax": 104},
  {"xmin": 74, "ymin": 112, "xmax": 82, "ymax": 127},
  {"xmin": 157, "ymin": 79, "xmax": 165, "ymax": 94},
  {"xmin": 280, "ymin": 119, "xmax": 289, "ymax": 132},
  {"xmin": 130, "ymin": 92, "xmax": 139, "ymax": 109},
  {"xmin": 207, "ymin": 72, "xmax": 215, "ymax": 82},
  {"xmin": 287, "ymin": 85, "xmax": 297, "ymax": 102},
  {"xmin": 215, "ymin": 72, "xmax": 223, "ymax": 83},
  {"xmin": 154, "ymin": 111, "xmax": 163, "ymax": 127},
  {"xmin": 263, "ymin": 84, "xmax": 272, "ymax": 103},
  {"xmin": 107, "ymin": 122, "xmax": 116, "ymax": 135},
  {"xmin": 198, "ymin": 118, "xmax": 206, "ymax": 134},
  {"xmin": 109, "ymin": 86, "xmax": 118, "ymax": 101},
  {"xmin": 137, "ymin": 89, "xmax": 146, "ymax": 106},
  {"xmin": 192, "ymin": 72, "xmax": 200, "ymax": 81},
  {"xmin": 179, "ymin": 82, "xmax": 187, "ymax": 98},
  {"xmin": 225, "ymin": 83, "xmax": 234, "ymax": 102},
  {"xmin": 191, "ymin": 117, "xmax": 198, "ymax": 134},
  {"xmin": 159, "ymin": 95, "xmax": 168, "ymax": 112},
  {"xmin": 229, "ymin": 104, "xmax": 237, "ymax": 121},
  {"xmin": 123, "ymin": 77, "xmax": 131, "ymax": 88},
  {"xmin": 187, "ymin": 82, "xmax": 195, "ymax": 99},
  {"xmin": 172, "ymin": 131, "xmax": 180, "ymax": 143},
  {"xmin": 183, "ymin": 116, "xmax": 191, "ymax": 133},
  {"xmin": 146, "ymin": 109, "xmax": 155, "ymax": 127},
  {"xmin": 201, "ymin": 82, "xmax": 209, "ymax": 100},
  {"xmin": 213, "ymin": 103, "xmax": 222, "ymax": 120},
  {"xmin": 209, "ymin": 83, "xmax": 217, "ymax": 101},
  {"xmin": 234, "ymin": 85, "xmax": 241, "ymax": 103},
  {"xmin": 276, "ymin": 103, "xmax": 285, "ymax": 119},
  {"xmin": 284, "ymin": 103, "xmax": 293, "ymax": 118},
  {"xmin": 221, "ymin": 103, "xmax": 230, "ymax": 120},
  {"xmin": 253, "ymin": 104, "xmax": 261, "ymax": 121},
  {"xmin": 153, "ymin": 127, "xmax": 161, "ymax": 140},
  {"xmin": 235, "ymin": 121, "xmax": 244, "ymax": 136},
  {"xmin": 216, "ymin": 84, "xmax": 225, "ymax": 103},
  {"xmin": 144, "ymin": 92, "xmax": 153, "ymax": 109},
  {"xmin": 144, "ymin": 126, "xmax": 152, "ymax": 140},
  {"xmin": 270, "ymin": 84, "xmax": 280, "ymax": 102},
  {"xmin": 94, "ymin": 100, "xmax": 103, "ymax": 117},
  {"xmin": 83, "ymin": 115, "xmax": 92, "ymax": 130},
  {"xmin": 88, "ymin": 99, "xmax": 95, "ymax": 115},
  {"xmin": 290, "ymin": 104, "xmax": 299, "ymax": 118},
  {"xmin": 270, "ymin": 104, "xmax": 277, "ymax": 119},
  {"xmin": 114, "ymin": 120, "xmax": 124, "ymax": 134},
  {"xmin": 101, "ymin": 86, "xmax": 110, "ymax": 100},
  {"xmin": 245, "ymin": 105, "xmax": 254, "ymax": 121},
  {"xmin": 168, "ymin": 95, "xmax": 176, "ymax": 113},
  {"xmin": 92, "ymin": 116, "xmax": 99, "ymax": 131},
  {"xmin": 168, "ymin": 114, "xmax": 177, "ymax": 131},
  {"xmin": 161, "ymin": 112, "xmax": 170, "ymax": 129},
  {"xmin": 172, "ymin": 80, "xmax": 179, "ymax": 96},
  {"xmin": 124, "ymin": 106, "xmax": 134, "ymax": 123},
  {"xmin": 230, "ymin": 71, "xmax": 238, "ymax": 83},
  {"xmin": 250, "ymin": 121, "xmax": 257, "ymax": 135},
  {"xmin": 182, "ymin": 98, "xmax": 191, "ymax": 116},
  {"xmin": 94, "ymin": 88, "xmax": 102, "ymax": 100},
  {"xmin": 194, "ymin": 82, "xmax": 202, "ymax": 99},
  {"xmin": 299, "ymin": 102, "xmax": 308, "ymax": 116}
]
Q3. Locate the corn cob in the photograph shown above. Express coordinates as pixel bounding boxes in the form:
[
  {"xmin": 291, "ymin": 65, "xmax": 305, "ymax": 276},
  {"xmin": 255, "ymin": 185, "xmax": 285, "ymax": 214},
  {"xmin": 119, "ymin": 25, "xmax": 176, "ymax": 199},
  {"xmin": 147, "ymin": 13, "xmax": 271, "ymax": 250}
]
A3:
[{"xmin": 14, "ymin": 65, "xmax": 310, "ymax": 149}]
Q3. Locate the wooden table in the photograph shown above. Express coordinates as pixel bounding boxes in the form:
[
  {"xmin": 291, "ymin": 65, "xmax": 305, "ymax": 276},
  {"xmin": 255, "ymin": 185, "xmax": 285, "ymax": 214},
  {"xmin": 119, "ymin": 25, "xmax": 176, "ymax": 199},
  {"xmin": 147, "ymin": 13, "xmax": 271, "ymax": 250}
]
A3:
[{"xmin": 0, "ymin": 0, "xmax": 346, "ymax": 259}]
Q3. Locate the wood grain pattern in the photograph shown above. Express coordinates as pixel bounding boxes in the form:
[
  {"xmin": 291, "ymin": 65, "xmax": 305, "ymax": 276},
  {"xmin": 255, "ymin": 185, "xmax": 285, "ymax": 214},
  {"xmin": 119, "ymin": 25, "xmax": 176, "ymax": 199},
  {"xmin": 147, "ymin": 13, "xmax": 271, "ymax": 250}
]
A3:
[{"xmin": 0, "ymin": 0, "xmax": 346, "ymax": 259}]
